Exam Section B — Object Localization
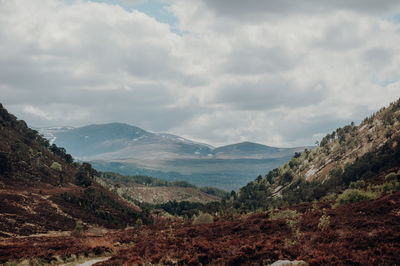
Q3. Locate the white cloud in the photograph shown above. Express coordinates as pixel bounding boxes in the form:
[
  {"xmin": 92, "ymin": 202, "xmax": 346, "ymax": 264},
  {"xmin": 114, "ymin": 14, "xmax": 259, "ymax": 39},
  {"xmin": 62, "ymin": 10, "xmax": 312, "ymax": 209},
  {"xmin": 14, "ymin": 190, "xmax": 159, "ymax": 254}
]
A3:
[
  {"xmin": 23, "ymin": 105, "xmax": 52, "ymax": 120},
  {"xmin": 0, "ymin": 0, "xmax": 400, "ymax": 147}
]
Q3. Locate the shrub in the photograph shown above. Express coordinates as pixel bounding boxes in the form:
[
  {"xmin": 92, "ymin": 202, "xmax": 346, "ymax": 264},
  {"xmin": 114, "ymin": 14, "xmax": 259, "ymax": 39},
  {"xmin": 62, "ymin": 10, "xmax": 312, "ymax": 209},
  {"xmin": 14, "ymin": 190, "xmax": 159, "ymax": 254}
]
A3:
[
  {"xmin": 5, "ymin": 261, "xmax": 19, "ymax": 266},
  {"xmin": 269, "ymin": 209, "xmax": 299, "ymax": 221},
  {"xmin": 72, "ymin": 220, "xmax": 84, "ymax": 237},
  {"xmin": 321, "ymin": 193, "xmax": 337, "ymax": 201},
  {"xmin": 192, "ymin": 212, "xmax": 214, "ymax": 225},
  {"xmin": 376, "ymin": 180, "xmax": 400, "ymax": 194},
  {"xmin": 50, "ymin": 161, "xmax": 62, "ymax": 172},
  {"xmin": 0, "ymin": 152, "xmax": 11, "ymax": 174},
  {"xmin": 39, "ymin": 165, "xmax": 50, "ymax": 176},
  {"xmin": 349, "ymin": 180, "xmax": 366, "ymax": 189},
  {"xmin": 136, "ymin": 218, "xmax": 143, "ymax": 229},
  {"xmin": 334, "ymin": 189, "xmax": 379, "ymax": 207},
  {"xmin": 385, "ymin": 172, "xmax": 398, "ymax": 181},
  {"xmin": 284, "ymin": 238, "xmax": 297, "ymax": 247},
  {"xmin": 318, "ymin": 213, "xmax": 330, "ymax": 231},
  {"xmin": 74, "ymin": 164, "xmax": 96, "ymax": 187}
]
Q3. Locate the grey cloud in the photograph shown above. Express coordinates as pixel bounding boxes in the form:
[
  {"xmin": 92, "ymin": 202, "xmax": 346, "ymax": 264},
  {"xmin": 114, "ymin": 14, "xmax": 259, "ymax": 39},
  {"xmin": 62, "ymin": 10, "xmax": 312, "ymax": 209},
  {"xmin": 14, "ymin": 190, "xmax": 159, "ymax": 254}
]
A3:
[
  {"xmin": 201, "ymin": 0, "xmax": 400, "ymax": 19},
  {"xmin": 213, "ymin": 78, "xmax": 326, "ymax": 111},
  {"xmin": 6, "ymin": 85, "xmax": 202, "ymax": 132},
  {"xmin": 223, "ymin": 45, "xmax": 296, "ymax": 75},
  {"xmin": 363, "ymin": 47, "xmax": 393, "ymax": 67},
  {"xmin": 313, "ymin": 19, "xmax": 366, "ymax": 51}
]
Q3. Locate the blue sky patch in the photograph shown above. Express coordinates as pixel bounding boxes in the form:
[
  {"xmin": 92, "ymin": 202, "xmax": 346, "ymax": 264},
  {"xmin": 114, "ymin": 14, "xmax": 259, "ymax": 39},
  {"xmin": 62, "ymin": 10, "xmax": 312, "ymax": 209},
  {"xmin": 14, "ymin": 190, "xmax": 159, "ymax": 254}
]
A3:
[{"xmin": 80, "ymin": 0, "xmax": 180, "ymax": 33}]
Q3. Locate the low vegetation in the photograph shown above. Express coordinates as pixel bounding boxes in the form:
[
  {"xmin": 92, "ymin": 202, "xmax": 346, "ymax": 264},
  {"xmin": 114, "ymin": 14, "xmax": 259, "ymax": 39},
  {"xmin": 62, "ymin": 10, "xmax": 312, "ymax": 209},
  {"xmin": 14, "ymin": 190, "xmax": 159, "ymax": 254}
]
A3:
[
  {"xmin": 192, "ymin": 212, "xmax": 214, "ymax": 225},
  {"xmin": 50, "ymin": 161, "xmax": 62, "ymax": 172}
]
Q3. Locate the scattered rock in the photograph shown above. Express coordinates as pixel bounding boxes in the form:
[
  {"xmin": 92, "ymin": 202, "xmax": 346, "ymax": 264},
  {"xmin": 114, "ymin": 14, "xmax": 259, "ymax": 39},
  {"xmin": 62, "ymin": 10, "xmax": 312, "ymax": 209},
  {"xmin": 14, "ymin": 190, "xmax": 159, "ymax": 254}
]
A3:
[{"xmin": 270, "ymin": 260, "xmax": 308, "ymax": 266}]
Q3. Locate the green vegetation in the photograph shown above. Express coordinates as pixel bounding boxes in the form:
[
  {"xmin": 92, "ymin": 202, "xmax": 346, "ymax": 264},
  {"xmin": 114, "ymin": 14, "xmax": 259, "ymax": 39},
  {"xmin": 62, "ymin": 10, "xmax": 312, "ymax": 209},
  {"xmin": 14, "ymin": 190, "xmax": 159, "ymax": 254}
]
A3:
[
  {"xmin": 62, "ymin": 185, "xmax": 151, "ymax": 227},
  {"xmin": 153, "ymin": 200, "xmax": 222, "ymax": 219},
  {"xmin": 192, "ymin": 212, "xmax": 214, "ymax": 225},
  {"xmin": 100, "ymin": 172, "xmax": 196, "ymax": 188},
  {"xmin": 49, "ymin": 144, "xmax": 73, "ymax": 164},
  {"xmin": 199, "ymin": 186, "xmax": 229, "ymax": 198},
  {"xmin": 136, "ymin": 218, "xmax": 143, "ymax": 229},
  {"xmin": 269, "ymin": 209, "xmax": 299, "ymax": 221},
  {"xmin": 0, "ymin": 152, "xmax": 11, "ymax": 175},
  {"xmin": 73, "ymin": 220, "xmax": 84, "ymax": 236},
  {"xmin": 5, "ymin": 261, "xmax": 19, "ymax": 266},
  {"xmin": 318, "ymin": 210, "xmax": 330, "ymax": 231},
  {"xmin": 50, "ymin": 161, "xmax": 62, "ymax": 172},
  {"xmin": 75, "ymin": 163, "xmax": 97, "ymax": 187},
  {"xmin": 269, "ymin": 209, "xmax": 302, "ymax": 244},
  {"xmin": 334, "ymin": 188, "xmax": 378, "ymax": 207},
  {"xmin": 334, "ymin": 179, "xmax": 400, "ymax": 208},
  {"xmin": 385, "ymin": 171, "xmax": 399, "ymax": 181}
]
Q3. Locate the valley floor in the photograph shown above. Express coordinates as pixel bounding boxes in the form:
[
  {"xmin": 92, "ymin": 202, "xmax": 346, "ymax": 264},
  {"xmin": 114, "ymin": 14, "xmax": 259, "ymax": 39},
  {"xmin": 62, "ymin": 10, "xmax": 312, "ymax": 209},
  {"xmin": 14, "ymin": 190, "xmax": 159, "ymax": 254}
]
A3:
[{"xmin": 1, "ymin": 191, "xmax": 399, "ymax": 265}]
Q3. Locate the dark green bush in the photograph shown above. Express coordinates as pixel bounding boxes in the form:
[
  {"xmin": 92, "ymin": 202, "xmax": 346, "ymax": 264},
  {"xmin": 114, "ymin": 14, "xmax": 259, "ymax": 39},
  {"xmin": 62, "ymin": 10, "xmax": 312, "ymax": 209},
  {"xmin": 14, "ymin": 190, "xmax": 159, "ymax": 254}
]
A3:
[
  {"xmin": 334, "ymin": 189, "xmax": 379, "ymax": 207},
  {"xmin": 0, "ymin": 152, "xmax": 11, "ymax": 175}
]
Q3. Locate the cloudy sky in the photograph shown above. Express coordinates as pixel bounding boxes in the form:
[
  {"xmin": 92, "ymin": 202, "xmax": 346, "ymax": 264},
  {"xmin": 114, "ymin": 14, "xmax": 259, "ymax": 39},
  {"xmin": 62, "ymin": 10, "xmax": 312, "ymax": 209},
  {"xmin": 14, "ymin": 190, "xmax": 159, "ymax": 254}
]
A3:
[{"xmin": 1, "ymin": 0, "xmax": 400, "ymax": 147}]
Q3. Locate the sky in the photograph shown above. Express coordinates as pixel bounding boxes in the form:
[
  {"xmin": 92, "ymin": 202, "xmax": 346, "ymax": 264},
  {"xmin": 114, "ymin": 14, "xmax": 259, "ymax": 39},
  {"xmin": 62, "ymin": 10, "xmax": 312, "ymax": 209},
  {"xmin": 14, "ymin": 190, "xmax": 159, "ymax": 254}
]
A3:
[{"xmin": 1, "ymin": 0, "xmax": 400, "ymax": 147}]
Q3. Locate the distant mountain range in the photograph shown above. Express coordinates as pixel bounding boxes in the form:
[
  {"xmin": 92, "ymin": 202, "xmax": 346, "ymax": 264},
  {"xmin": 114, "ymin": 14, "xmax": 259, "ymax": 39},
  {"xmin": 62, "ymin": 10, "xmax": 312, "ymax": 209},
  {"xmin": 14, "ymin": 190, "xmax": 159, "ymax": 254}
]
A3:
[{"xmin": 38, "ymin": 123, "xmax": 311, "ymax": 191}]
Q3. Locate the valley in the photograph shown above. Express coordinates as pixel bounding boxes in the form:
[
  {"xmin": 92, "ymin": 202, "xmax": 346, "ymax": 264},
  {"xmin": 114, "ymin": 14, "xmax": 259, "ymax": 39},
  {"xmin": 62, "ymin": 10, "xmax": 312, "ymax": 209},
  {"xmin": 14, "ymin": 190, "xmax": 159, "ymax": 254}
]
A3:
[{"xmin": 1, "ymin": 99, "xmax": 400, "ymax": 265}]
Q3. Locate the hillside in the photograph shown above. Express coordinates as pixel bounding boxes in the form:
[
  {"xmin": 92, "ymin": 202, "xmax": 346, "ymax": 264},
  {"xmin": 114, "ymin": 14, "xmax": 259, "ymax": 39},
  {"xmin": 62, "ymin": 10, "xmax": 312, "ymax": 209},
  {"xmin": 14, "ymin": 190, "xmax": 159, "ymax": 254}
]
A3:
[
  {"xmin": 2, "ymin": 168, "xmax": 398, "ymax": 265},
  {"xmin": 0, "ymin": 104, "xmax": 151, "ymax": 237},
  {"xmin": 234, "ymin": 98, "xmax": 400, "ymax": 210},
  {"xmin": 213, "ymin": 141, "xmax": 305, "ymax": 159},
  {"xmin": 97, "ymin": 172, "xmax": 223, "ymax": 204},
  {"xmin": 39, "ymin": 124, "xmax": 309, "ymax": 190}
]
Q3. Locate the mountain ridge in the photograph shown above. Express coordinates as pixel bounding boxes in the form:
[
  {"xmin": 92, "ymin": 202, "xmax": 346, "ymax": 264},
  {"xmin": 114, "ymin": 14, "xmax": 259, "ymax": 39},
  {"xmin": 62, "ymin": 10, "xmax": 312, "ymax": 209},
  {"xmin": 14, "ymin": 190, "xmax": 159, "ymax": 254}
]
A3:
[
  {"xmin": 38, "ymin": 122, "xmax": 309, "ymax": 160},
  {"xmin": 38, "ymin": 123, "xmax": 311, "ymax": 190}
]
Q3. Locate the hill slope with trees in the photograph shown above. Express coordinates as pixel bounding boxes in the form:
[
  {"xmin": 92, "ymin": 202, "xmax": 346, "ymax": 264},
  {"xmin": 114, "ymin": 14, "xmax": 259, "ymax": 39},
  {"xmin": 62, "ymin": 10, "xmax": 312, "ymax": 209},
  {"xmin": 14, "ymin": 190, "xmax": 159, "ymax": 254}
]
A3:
[
  {"xmin": 232, "ymin": 98, "xmax": 400, "ymax": 211},
  {"xmin": 0, "ymin": 103, "xmax": 151, "ymax": 237}
]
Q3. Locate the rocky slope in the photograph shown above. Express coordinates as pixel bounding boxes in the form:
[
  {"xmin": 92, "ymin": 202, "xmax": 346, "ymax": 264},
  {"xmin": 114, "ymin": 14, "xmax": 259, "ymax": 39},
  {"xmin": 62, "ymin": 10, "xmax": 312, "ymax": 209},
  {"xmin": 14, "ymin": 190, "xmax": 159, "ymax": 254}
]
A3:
[{"xmin": 235, "ymin": 98, "xmax": 400, "ymax": 210}]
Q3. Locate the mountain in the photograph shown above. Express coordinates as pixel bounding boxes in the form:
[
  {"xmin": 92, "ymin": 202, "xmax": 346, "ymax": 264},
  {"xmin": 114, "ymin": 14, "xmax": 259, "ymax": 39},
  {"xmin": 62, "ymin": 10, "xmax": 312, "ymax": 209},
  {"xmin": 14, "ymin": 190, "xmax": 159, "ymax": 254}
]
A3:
[
  {"xmin": 233, "ymin": 98, "xmax": 400, "ymax": 210},
  {"xmin": 0, "ymin": 104, "xmax": 152, "ymax": 237},
  {"xmin": 213, "ymin": 141, "xmax": 306, "ymax": 159},
  {"xmin": 39, "ymin": 123, "xmax": 310, "ymax": 191},
  {"xmin": 38, "ymin": 123, "xmax": 303, "ymax": 160}
]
